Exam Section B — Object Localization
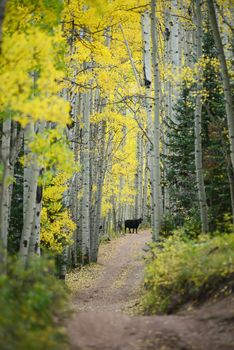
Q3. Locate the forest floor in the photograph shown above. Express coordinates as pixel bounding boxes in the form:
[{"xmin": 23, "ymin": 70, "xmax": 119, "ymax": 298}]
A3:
[{"xmin": 66, "ymin": 230, "xmax": 234, "ymax": 350}]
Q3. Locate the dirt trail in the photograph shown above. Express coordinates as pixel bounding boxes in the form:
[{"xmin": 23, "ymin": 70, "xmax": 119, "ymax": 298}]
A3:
[{"xmin": 67, "ymin": 230, "xmax": 234, "ymax": 350}]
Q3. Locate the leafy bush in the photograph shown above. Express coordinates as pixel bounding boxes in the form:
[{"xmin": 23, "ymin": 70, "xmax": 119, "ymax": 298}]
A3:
[
  {"xmin": 161, "ymin": 207, "xmax": 202, "ymax": 240},
  {"xmin": 143, "ymin": 232, "xmax": 234, "ymax": 314},
  {"xmin": 215, "ymin": 213, "xmax": 234, "ymax": 234},
  {"xmin": 0, "ymin": 257, "xmax": 69, "ymax": 350}
]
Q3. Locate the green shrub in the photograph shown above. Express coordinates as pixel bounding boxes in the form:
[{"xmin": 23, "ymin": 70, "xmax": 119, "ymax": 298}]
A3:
[
  {"xmin": 143, "ymin": 232, "xmax": 234, "ymax": 314},
  {"xmin": 0, "ymin": 257, "xmax": 69, "ymax": 350},
  {"xmin": 215, "ymin": 213, "xmax": 234, "ymax": 234}
]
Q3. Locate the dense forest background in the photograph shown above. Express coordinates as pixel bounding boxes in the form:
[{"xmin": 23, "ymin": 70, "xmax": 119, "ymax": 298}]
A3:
[{"xmin": 0, "ymin": 0, "xmax": 233, "ymax": 348}]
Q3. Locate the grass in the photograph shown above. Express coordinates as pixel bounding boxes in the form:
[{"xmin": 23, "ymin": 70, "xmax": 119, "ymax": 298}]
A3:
[{"xmin": 142, "ymin": 231, "xmax": 234, "ymax": 314}]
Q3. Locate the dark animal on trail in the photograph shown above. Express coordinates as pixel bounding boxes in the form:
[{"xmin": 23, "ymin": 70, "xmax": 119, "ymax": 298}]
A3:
[{"xmin": 124, "ymin": 218, "xmax": 143, "ymax": 234}]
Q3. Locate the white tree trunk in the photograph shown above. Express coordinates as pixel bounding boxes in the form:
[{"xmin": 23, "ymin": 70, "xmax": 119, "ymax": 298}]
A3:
[
  {"xmin": 194, "ymin": 0, "xmax": 209, "ymax": 233},
  {"xmin": 142, "ymin": 10, "xmax": 159, "ymax": 240},
  {"xmin": 135, "ymin": 133, "xmax": 143, "ymax": 218},
  {"xmin": 151, "ymin": 0, "xmax": 162, "ymax": 237},
  {"xmin": 142, "ymin": 148, "xmax": 149, "ymax": 223},
  {"xmin": 19, "ymin": 123, "xmax": 39, "ymax": 264},
  {"xmin": 29, "ymin": 121, "xmax": 46, "ymax": 256},
  {"xmin": 92, "ymin": 120, "xmax": 106, "ymax": 262},
  {"xmin": 81, "ymin": 92, "xmax": 91, "ymax": 264},
  {"xmin": 0, "ymin": 118, "xmax": 11, "ymax": 259}
]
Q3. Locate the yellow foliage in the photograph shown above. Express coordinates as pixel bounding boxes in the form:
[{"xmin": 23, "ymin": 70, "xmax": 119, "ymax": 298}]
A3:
[
  {"xmin": 41, "ymin": 173, "xmax": 75, "ymax": 253},
  {"xmin": 1, "ymin": 2, "xmax": 69, "ymax": 128}
]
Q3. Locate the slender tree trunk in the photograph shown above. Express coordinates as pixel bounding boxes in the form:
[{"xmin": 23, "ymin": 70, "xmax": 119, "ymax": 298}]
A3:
[
  {"xmin": 81, "ymin": 92, "xmax": 90, "ymax": 264},
  {"xmin": 135, "ymin": 133, "xmax": 143, "ymax": 218},
  {"xmin": 142, "ymin": 10, "xmax": 158, "ymax": 241},
  {"xmin": 120, "ymin": 24, "xmax": 142, "ymax": 87},
  {"xmin": 92, "ymin": 121, "xmax": 106, "ymax": 262},
  {"xmin": 207, "ymin": 0, "xmax": 234, "ymax": 169},
  {"xmin": 0, "ymin": 118, "xmax": 11, "ymax": 262},
  {"xmin": 29, "ymin": 121, "xmax": 45, "ymax": 256},
  {"xmin": 163, "ymin": 8, "xmax": 173, "ymax": 214},
  {"xmin": 142, "ymin": 149, "xmax": 149, "ymax": 223},
  {"xmin": 194, "ymin": 0, "xmax": 209, "ymax": 232},
  {"xmin": 8, "ymin": 124, "xmax": 23, "ymax": 221},
  {"xmin": 151, "ymin": 0, "xmax": 162, "ymax": 237},
  {"xmin": 70, "ymin": 92, "xmax": 80, "ymax": 266},
  {"xmin": 19, "ymin": 123, "xmax": 39, "ymax": 264},
  {"xmin": 29, "ymin": 181, "xmax": 42, "ymax": 255}
]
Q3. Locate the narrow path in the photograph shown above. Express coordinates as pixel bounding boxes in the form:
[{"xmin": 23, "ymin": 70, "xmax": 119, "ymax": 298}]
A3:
[
  {"xmin": 67, "ymin": 231, "xmax": 234, "ymax": 350},
  {"xmin": 71, "ymin": 230, "xmax": 149, "ymax": 314}
]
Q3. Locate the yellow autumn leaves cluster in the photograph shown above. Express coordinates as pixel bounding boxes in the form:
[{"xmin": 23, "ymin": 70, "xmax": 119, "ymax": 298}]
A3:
[
  {"xmin": 41, "ymin": 173, "xmax": 75, "ymax": 253},
  {"xmin": 1, "ymin": 0, "xmax": 75, "ymax": 253}
]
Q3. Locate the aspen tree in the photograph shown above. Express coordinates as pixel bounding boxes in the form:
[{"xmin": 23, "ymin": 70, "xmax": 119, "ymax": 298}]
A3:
[
  {"xmin": 151, "ymin": 0, "xmax": 162, "ymax": 237},
  {"xmin": 0, "ymin": 118, "xmax": 11, "ymax": 260},
  {"xmin": 20, "ymin": 123, "xmax": 40, "ymax": 264},
  {"xmin": 0, "ymin": 119, "xmax": 23, "ymax": 262},
  {"xmin": 142, "ymin": 143, "xmax": 149, "ymax": 223},
  {"xmin": 142, "ymin": 10, "xmax": 158, "ymax": 240},
  {"xmin": 29, "ymin": 182, "xmax": 42, "ymax": 255},
  {"xmin": 69, "ymin": 91, "xmax": 81, "ymax": 266},
  {"xmin": 135, "ymin": 133, "xmax": 144, "ymax": 218},
  {"xmin": 81, "ymin": 92, "xmax": 91, "ymax": 264},
  {"xmin": 92, "ymin": 120, "xmax": 106, "ymax": 261},
  {"xmin": 29, "ymin": 121, "xmax": 46, "ymax": 256},
  {"xmin": 194, "ymin": 0, "xmax": 209, "ymax": 232}
]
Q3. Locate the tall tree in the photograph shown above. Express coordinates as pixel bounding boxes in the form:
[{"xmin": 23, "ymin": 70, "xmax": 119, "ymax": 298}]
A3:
[
  {"xmin": 194, "ymin": 0, "xmax": 209, "ymax": 232},
  {"xmin": 142, "ymin": 10, "xmax": 159, "ymax": 241},
  {"xmin": 81, "ymin": 92, "xmax": 91, "ymax": 265},
  {"xmin": 151, "ymin": 0, "xmax": 162, "ymax": 238}
]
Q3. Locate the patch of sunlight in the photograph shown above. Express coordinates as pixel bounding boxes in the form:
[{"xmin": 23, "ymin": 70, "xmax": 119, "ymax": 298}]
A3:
[
  {"xmin": 66, "ymin": 263, "xmax": 103, "ymax": 293},
  {"xmin": 111, "ymin": 265, "xmax": 132, "ymax": 289}
]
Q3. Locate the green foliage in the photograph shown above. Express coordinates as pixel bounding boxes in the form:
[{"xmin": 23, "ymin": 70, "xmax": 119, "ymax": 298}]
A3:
[
  {"xmin": 160, "ymin": 213, "xmax": 176, "ymax": 238},
  {"xmin": 143, "ymin": 233, "xmax": 234, "ymax": 314},
  {"xmin": 201, "ymin": 30, "xmax": 232, "ymax": 229},
  {"xmin": 163, "ymin": 85, "xmax": 198, "ymax": 227},
  {"xmin": 0, "ymin": 257, "xmax": 69, "ymax": 350},
  {"xmin": 215, "ymin": 213, "xmax": 234, "ymax": 234},
  {"xmin": 163, "ymin": 28, "xmax": 233, "ymax": 232}
]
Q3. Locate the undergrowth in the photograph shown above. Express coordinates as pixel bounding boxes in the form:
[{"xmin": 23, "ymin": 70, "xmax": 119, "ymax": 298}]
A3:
[
  {"xmin": 0, "ymin": 257, "xmax": 69, "ymax": 350},
  {"xmin": 143, "ymin": 231, "xmax": 234, "ymax": 314}
]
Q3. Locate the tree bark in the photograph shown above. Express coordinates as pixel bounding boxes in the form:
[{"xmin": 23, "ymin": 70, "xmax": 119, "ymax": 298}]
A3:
[
  {"xmin": 142, "ymin": 10, "xmax": 158, "ymax": 241},
  {"xmin": 19, "ymin": 123, "xmax": 39, "ymax": 265},
  {"xmin": 0, "ymin": 118, "xmax": 11, "ymax": 262},
  {"xmin": 151, "ymin": 0, "xmax": 162, "ymax": 237},
  {"xmin": 92, "ymin": 120, "xmax": 106, "ymax": 262},
  {"xmin": 194, "ymin": 0, "xmax": 209, "ymax": 232},
  {"xmin": 81, "ymin": 92, "xmax": 91, "ymax": 264}
]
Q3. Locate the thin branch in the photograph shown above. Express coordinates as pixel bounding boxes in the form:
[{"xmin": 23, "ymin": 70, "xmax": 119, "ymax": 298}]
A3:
[{"xmin": 119, "ymin": 24, "xmax": 143, "ymax": 87}]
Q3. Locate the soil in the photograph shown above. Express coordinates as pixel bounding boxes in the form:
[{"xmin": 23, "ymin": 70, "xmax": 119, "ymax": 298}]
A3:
[{"xmin": 67, "ymin": 230, "xmax": 234, "ymax": 350}]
